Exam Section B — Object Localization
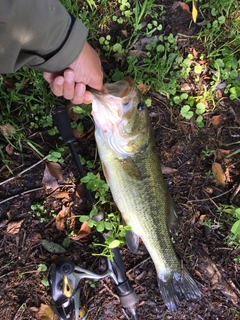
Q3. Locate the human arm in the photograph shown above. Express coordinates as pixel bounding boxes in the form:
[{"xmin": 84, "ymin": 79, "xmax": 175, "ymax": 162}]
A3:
[{"xmin": 0, "ymin": 0, "xmax": 103, "ymax": 102}]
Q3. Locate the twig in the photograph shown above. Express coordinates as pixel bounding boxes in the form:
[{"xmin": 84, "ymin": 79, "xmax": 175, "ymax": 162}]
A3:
[
  {"xmin": 0, "ymin": 270, "xmax": 16, "ymax": 279},
  {"xmin": 202, "ymin": 189, "xmax": 219, "ymax": 209},
  {"xmin": 102, "ymin": 282, "xmax": 120, "ymax": 302},
  {"xmin": 127, "ymin": 257, "xmax": 151, "ymax": 275},
  {"xmin": 0, "ymin": 187, "xmax": 44, "ymax": 205},
  {"xmin": 230, "ymin": 183, "xmax": 240, "ymax": 203},
  {"xmin": 0, "ymin": 156, "xmax": 47, "ymax": 186},
  {"xmin": 187, "ymin": 189, "xmax": 232, "ymax": 203}
]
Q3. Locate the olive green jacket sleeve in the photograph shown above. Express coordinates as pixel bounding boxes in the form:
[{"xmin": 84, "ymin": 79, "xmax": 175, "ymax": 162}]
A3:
[{"xmin": 0, "ymin": 0, "xmax": 88, "ymax": 73}]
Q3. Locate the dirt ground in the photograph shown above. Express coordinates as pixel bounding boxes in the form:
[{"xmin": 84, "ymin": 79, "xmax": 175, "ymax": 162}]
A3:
[{"xmin": 0, "ymin": 1, "xmax": 240, "ymax": 320}]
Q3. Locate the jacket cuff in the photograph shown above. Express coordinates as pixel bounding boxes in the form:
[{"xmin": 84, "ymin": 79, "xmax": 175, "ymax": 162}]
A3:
[{"xmin": 27, "ymin": 18, "xmax": 88, "ymax": 72}]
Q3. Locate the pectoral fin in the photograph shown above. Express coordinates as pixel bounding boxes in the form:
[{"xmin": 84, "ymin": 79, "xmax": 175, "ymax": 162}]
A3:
[
  {"xmin": 167, "ymin": 198, "xmax": 180, "ymax": 235},
  {"xmin": 119, "ymin": 157, "xmax": 142, "ymax": 180},
  {"xmin": 125, "ymin": 229, "xmax": 139, "ymax": 253}
]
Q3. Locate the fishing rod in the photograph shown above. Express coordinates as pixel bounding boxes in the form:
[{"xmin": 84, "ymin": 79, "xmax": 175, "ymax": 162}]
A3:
[{"xmin": 49, "ymin": 105, "xmax": 138, "ymax": 320}]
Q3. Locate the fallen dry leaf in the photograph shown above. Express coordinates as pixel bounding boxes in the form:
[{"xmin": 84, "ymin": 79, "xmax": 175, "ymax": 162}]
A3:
[
  {"xmin": 178, "ymin": 1, "xmax": 190, "ymax": 12},
  {"xmin": 42, "ymin": 164, "xmax": 59, "ymax": 192},
  {"xmin": 0, "ymin": 123, "xmax": 16, "ymax": 136},
  {"xmin": 128, "ymin": 50, "xmax": 148, "ymax": 59},
  {"xmin": 76, "ymin": 182, "xmax": 87, "ymax": 199},
  {"xmin": 215, "ymin": 149, "xmax": 231, "ymax": 161},
  {"xmin": 55, "ymin": 205, "xmax": 69, "ymax": 230},
  {"xmin": 161, "ymin": 166, "xmax": 177, "ymax": 174},
  {"xmin": 199, "ymin": 214, "xmax": 207, "ymax": 223},
  {"xmin": 192, "ymin": 0, "xmax": 198, "ymax": 23},
  {"xmin": 204, "ymin": 187, "xmax": 213, "ymax": 194},
  {"xmin": 47, "ymin": 162, "xmax": 63, "ymax": 181},
  {"xmin": 215, "ymin": 89, "xmax": 222, "ymax": 100},
  {"xmin": 50, "ymin": 190, "xmax": 70, "ymax": 200},
  {"xmin": 181, "ymin": 83, "xmax": 192, "ymax": 91},
  {"xmin": 113, "ymin": 52, "xmax": 126, "ymax": 60},
  {"xmin": 195, "ymin": 270, "xmax": 202, "ymax": 278},
  {"xmin": 122, "ymin": 29, "xmax": 128, "ymax": 37},
  {"xmin": 191, "ymin": 210, "xmax": 200, "ymax": 224},
  {"xmin": 71, "ymin": 220, "xmax": 91, "ymax": 241},
  {"xmin": 7, "ymin": 220, "xmax": 24, "ymax": 234},
  {"xmin": 37, "ymin": 304, "xmax": 54, "ymax": 320},
  {"xmin": 189, "ymin": 47, "xmax": 198, "ymax": 58},
  {"xmin": 212, "ymin": 162, "xmax": 226, "ymax": 187},
  {"xmin": 5, "ymin": 144, "xmax": 14, "ymax": 155},
  {"xmin": 211, "ymin": 115, "xmax": 225, "ymax": 126},
  {"xmin": 197, "ymin": 251, "xmax": 239, "ymax": 306}
]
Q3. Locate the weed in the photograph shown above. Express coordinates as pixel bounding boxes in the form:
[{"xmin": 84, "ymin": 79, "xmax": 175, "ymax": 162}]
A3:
[
  {"xmin": 38, "ymin": 263, "xmax": 50, "ymax": 286},
  {"xmin": 29, "ymin": 203, "xmax": 47, "ymax": 223},
  {"xmin": 219, "ymin": 205, "xmax": 240, "ymax": 248},
  {"xmin": 47, "ymin": 146, "xmax": 66, "ymax": 163},
  {"xmin": 77, "ymin": 173, "xmax": 131, "ymax": 260},
  {"xmin": 86, "ymin": 279, "xmax": 97, "ymax": 288},
  {"xmin": 201, "ymin": 146, "xmax": 215, "ymax": 159}
]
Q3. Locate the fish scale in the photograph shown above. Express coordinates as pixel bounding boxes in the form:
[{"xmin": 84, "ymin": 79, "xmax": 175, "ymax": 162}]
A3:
[{"xmin": 91, "ymin": 77, "xmax": 201, "ymax": 311}]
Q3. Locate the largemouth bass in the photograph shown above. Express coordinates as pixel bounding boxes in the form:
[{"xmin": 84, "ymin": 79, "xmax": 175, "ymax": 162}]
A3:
[{"xmin": 91, "ymin": 77, "xmax": 201, "ymax": 311}]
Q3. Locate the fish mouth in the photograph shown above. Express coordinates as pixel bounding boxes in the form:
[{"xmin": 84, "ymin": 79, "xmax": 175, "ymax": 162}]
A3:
[
  {"xmin": 91, "ymin": 76, "xmax": 135, "ymax": 99},
  {"xmin": 91, "ymin": 77, "xmax": 138, "ymax": 157},
  {"xmin": 91, "ymin": 77, "xmax": 136, "ymax": 120}
]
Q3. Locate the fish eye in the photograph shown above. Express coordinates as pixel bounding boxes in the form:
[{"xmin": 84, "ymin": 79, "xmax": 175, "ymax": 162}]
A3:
[{"xmin": 137, "ymin": 101, "xmax": 144, "ymax": 111}]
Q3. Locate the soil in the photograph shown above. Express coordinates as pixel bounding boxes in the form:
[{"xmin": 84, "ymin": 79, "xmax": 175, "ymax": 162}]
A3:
[{"xmin": 0, "ymin": 1, "xmax": 240, "ymax": 320}]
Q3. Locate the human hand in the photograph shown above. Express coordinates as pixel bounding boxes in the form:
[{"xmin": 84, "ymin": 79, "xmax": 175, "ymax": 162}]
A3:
[{"xmin": 44, "ymin": 42, "xmax": 103, "ymax": 104}]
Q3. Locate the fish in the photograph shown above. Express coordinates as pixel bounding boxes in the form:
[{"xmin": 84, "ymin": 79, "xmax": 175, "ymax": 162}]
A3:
[{"xmin": 91, "ymin": 77, "xmax": 201, "ymax": 311}]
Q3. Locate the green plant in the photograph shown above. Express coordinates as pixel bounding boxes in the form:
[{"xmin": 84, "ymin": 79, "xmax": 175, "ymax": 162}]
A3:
[
  {"xmin": 219, "ymin": 205, "xmax": 240, "ymax": 248},
  {"xmin": 29, "ymin": 203, "xmax": 47, "ymax": 223},
  {"xmin": 76, "ymin": 173, "xmax": 131, "ymax": 260},
  {"xmin": 201, "ymin": 146, "xmax": 215, "ymax": 159},
  {"xmin": 88, "ymin": 212, "xmax": 131, "ymax": 260},
  {"xmin": 18, "ymin": 263, "xmax": 49, "ymax": 286},
  {"xmin": 81, "ymin": 172, "xmax": 110, "ymax": 204},
  {"xmin": 47, "ymin": 146, "xmax": 66, "ymax": 163}
]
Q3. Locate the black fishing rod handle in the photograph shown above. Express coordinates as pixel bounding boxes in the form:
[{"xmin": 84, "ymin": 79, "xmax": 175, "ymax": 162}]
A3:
[{"xmin": 52, "ymin": 106, "xmax": 76, "ymax": 144}]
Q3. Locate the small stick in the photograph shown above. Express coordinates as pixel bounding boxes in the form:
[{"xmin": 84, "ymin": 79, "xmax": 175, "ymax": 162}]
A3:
[
  {"xmin": 230, "ymin": 183, "xmax": 240, "ymax": 203},
  {"xmin": 0, "ymin": 187, "xmax": 43, "ymax": 205},
  {"xmin": 127, "ymin": 257, "xmax": 151, "ymax": 274},
  {"xmin": 187, "ymin": 189, "xmax": 232, "ymax": 203},
  {"xmin": 0, "ymin": 156, "xmax": 47, "ymax": 187}
]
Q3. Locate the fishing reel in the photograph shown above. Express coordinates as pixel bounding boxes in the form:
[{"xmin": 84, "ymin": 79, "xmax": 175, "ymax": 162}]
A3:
[
  {"xmin": 48, "ymin": 253, "xmax": 138, "ymax": 320},
  {"xmin": 48, "ymin": 257, "xmax": 111, "ymax": 320}
]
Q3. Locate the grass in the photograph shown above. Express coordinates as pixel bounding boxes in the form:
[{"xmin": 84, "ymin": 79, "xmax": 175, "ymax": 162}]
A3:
[{"xmin": 0, "ymin": 0, "xmax": 240, "ymax": 253}]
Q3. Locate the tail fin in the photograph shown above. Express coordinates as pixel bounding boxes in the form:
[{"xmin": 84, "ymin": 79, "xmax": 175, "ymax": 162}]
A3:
[{"xmin": 157, "ymin": 267, "xmax": 201, "ymax": 311}]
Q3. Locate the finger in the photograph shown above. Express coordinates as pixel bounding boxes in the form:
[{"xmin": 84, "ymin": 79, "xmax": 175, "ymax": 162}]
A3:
[
  {"xmin": 50, "ymin": 76, "xmax": 64, "ymax": 96},
  {"xmin": 63, "ymin": 70, "xmax": 75, "ymax": 100},
  {"xmin": 43, "ymin": 71, "xmax": 62, "ymax": 83},
  {"xmin": 87, "ymin": 70, "xmax": 104, "ymax": 92},
  {"xmin": 71, "ymin": 82, "xmax": 86, "ymax": 105},
  {"xmin": 83, "ymin": 91, "xmax": 93, "ymax": 104}
]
